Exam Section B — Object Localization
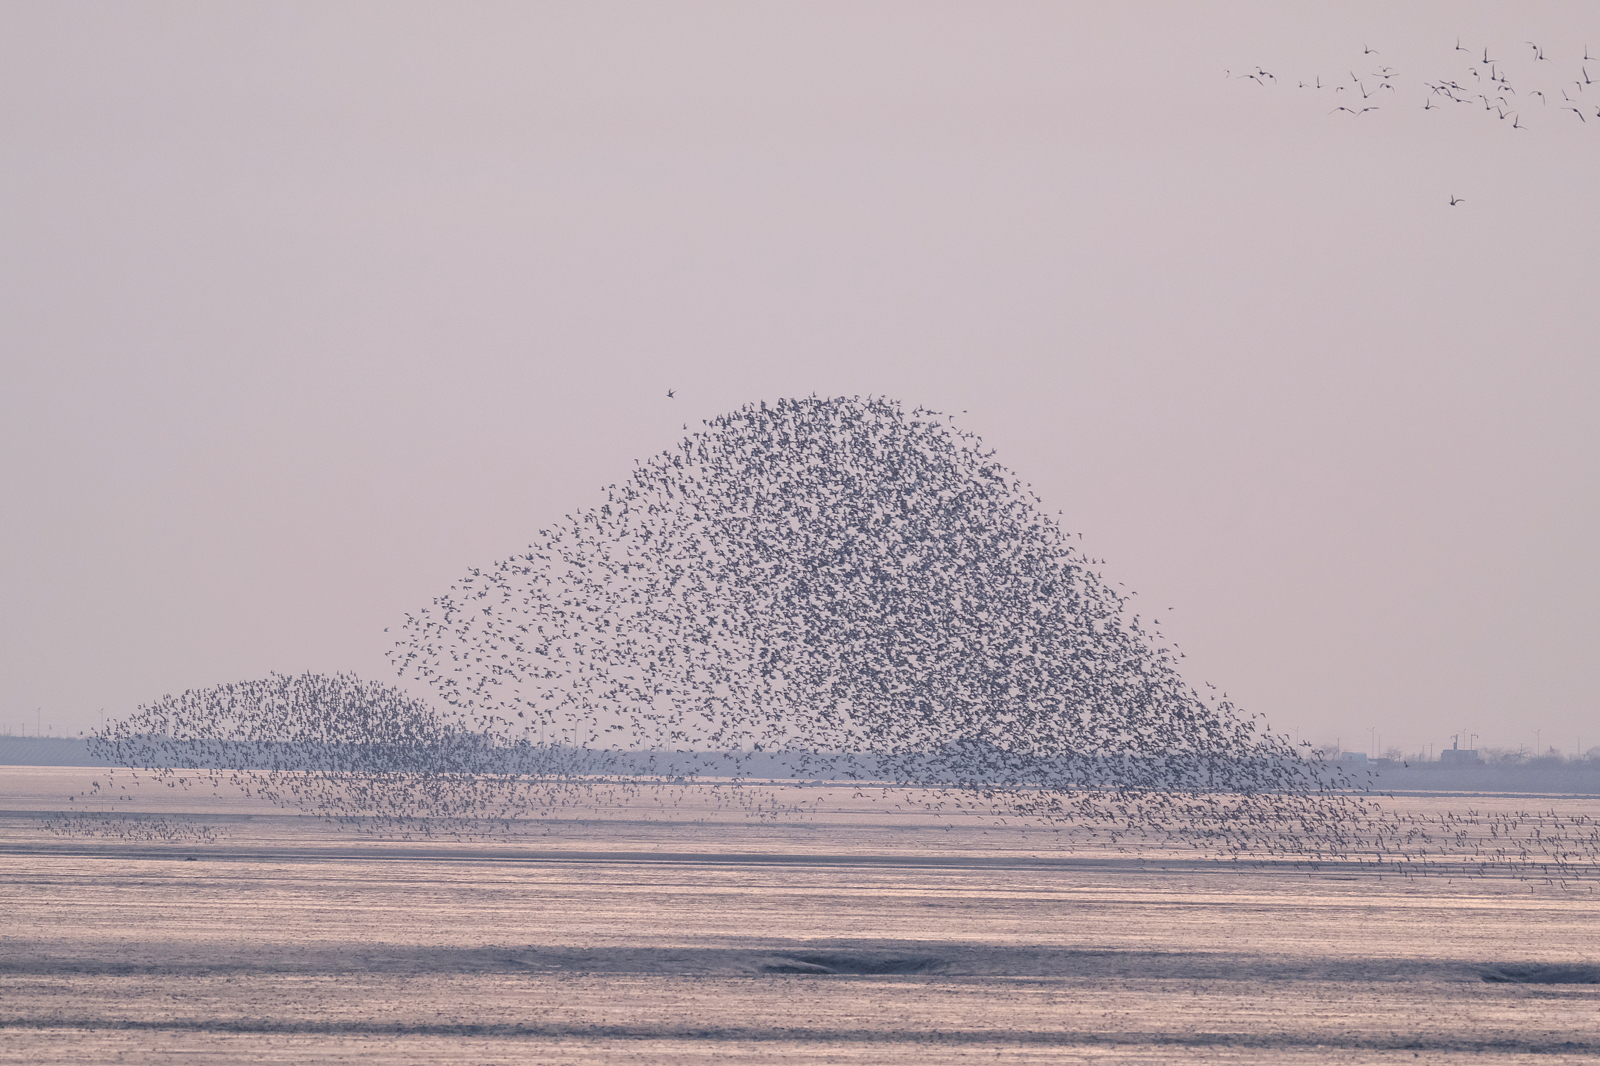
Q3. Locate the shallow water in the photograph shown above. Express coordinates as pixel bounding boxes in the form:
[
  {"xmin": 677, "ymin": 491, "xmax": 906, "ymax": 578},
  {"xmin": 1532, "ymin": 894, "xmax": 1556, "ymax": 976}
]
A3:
[{"xmin": 2, "ymin": 766, "xmax": 1598, "ymax": 1063}]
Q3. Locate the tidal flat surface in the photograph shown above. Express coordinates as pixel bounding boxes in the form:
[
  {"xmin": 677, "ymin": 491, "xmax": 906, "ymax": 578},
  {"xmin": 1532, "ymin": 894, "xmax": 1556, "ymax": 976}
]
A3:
[{"xmin": 2, "ymin": 767, "xmax": 1598, "ymax": 1064}]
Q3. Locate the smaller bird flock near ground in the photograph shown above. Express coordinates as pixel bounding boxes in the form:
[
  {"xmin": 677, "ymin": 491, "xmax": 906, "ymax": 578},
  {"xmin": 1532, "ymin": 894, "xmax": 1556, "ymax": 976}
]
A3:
[
  {"xmin": 1232, "ymin": 37, "xmax": 1600, "ymax": 134},
  {"xmin": 49, "ymin": 396, "xmax": 1600, "ymax": 887}
]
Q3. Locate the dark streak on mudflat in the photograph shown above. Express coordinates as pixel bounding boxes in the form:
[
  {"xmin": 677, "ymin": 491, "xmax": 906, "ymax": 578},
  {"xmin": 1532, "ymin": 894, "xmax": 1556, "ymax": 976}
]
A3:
[
  {"xmin": 0, "ymin": 1016, "xmax": 1594, "ymax": 1053},
  {"xmin": 1481, "ymin": 963, "xmax": 1600, "ymax": 984},
  {"xmin": 0, "ymin": 941, "xmax": 1563, "ymax": 984},
  {"xmin": 0, "ymin": 838, "xmax": 1462, "ymax": 877}
]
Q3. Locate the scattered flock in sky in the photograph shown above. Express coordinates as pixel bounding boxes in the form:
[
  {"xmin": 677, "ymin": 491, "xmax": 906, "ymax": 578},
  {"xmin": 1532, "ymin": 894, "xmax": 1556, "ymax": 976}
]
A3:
[
  {"xmin": 1232, "ymin": 37, "xmax": 1600, "ymax": 131},
  {"xmin": 53, "ymin": 397, "xmax": 1600, "ymax": 885}
]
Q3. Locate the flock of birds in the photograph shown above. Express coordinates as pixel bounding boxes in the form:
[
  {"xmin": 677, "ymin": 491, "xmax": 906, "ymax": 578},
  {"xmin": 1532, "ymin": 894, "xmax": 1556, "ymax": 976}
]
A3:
[
  {"xmin": 52, "ymin": 396, "xmax": 1600, "ymax": 885},
  {"xmin": 1232, "ymin": 37, "xmax": 1600, "ymax": 135},
  {"xmin": 62, "ymin": 672, "xmax": 810, "ymax": 839}
]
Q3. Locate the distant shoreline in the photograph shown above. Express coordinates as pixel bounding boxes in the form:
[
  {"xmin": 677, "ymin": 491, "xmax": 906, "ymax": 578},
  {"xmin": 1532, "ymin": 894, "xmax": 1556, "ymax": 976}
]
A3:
[{"xmin": 5, "ymin": 736, "xmax": 1598, "ymax": 795}]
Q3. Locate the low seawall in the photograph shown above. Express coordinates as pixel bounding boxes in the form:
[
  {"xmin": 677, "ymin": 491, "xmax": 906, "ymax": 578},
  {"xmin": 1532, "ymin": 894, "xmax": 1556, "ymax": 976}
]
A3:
[{"xmin": 0, "ymin": 737, "xmax": 113, "ymax": 767}]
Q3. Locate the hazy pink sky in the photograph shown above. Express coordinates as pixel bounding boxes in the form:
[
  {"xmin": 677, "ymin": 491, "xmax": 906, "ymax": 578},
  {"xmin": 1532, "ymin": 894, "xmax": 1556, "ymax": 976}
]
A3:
[{"xmin": 3, "ymin": 2, "xmax": 1596, "ymax": 755}]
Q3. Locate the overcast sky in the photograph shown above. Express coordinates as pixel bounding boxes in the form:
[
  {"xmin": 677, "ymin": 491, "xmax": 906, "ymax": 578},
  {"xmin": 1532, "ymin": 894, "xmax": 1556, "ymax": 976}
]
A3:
[{"xmin": 3, "ymin": 2, "xmax": 1597, "ymax": 756}]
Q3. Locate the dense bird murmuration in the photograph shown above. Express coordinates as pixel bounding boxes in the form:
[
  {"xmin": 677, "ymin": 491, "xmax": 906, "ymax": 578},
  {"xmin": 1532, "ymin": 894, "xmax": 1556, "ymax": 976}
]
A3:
[
  {"xmin": 72, "ymin": 671, "xmax": 740, "ymax": 840},
  {"xmin": 387, "ymin": 395, "xmax": 1373, "ymax": 855},
  {"xmin": 63, "ymin": 396, "xmax": 1600, "ymax": 882}
]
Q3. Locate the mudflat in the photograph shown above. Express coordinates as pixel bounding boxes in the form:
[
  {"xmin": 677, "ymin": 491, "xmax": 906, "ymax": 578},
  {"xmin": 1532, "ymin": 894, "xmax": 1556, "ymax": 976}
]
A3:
[{"xmin": 2, "ymin": 766, "xmax": 1598, "ymax": 1064}]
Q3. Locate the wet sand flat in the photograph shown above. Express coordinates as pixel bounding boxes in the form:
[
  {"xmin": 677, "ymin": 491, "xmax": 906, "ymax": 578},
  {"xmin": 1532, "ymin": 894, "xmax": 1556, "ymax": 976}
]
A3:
[{"xmin": 2, "ymin": 768, "xmax": 1598, "ymax": 1063}]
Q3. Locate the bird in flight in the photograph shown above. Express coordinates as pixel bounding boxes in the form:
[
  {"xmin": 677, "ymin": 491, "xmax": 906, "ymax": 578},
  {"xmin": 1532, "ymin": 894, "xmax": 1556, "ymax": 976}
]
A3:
[
  {"xmin": 667, "ymin": 389, "xmax": 676, "ymax": 398},
  {"xmin": 1449, "ymin": 195, "xmax": 1464, "ymax": 206}
]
